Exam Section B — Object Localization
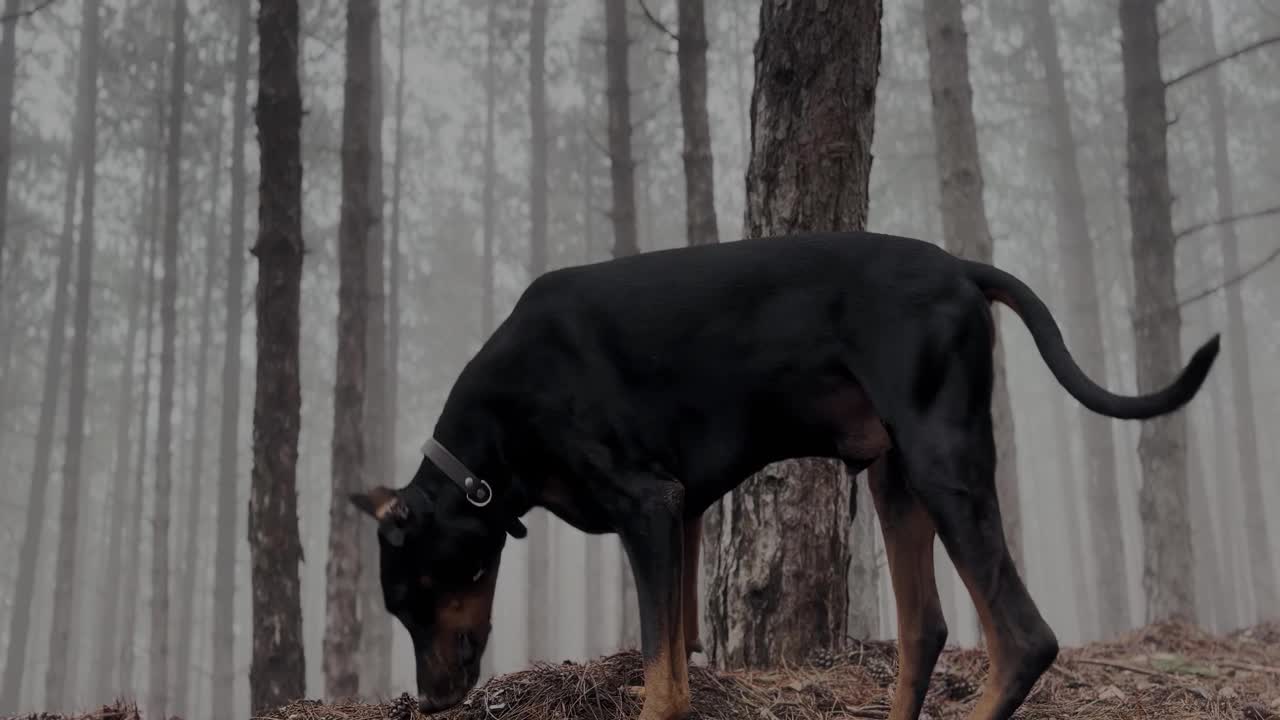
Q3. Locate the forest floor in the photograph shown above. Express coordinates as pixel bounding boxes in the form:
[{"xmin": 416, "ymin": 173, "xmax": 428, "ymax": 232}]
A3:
[{"xmin": 15, "ymin": 619, "xmax": 1280, "ymax": 720}]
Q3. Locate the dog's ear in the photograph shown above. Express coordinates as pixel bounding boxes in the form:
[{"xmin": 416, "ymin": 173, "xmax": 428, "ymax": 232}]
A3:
[{"xmin": 349, "ymin": 485, "xmax": 401, "ymax": 521}]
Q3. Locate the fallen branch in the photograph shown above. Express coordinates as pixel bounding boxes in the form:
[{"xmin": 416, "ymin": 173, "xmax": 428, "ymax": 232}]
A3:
[
  {"xmin": 1217, "ymin": 659, "xmax": 1280, "ymax": 676},
  {"xmin": 1175, "ymin": 203, "xmax": 1280, "ymax": 241},
  {"xmin": 1166, "ymin": 34, "xmax": 1280, "ymax": 87},
  {"xmin": 1072, "ymin": 658, "xmax": 1166, "ymax": 678}
]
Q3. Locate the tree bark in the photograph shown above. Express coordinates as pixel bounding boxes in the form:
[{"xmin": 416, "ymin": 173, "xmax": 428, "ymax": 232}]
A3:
[
  {"xmin": 324, "ymin": 0, "xmax": 374, "ymax": 700},
  {"xmin": 481, "ymin": 0, "xmax": 496, "ymax": 337},
  {"xmin": 524, "ymin": 0, "xmax": 552, "ymax": 665},
  {"xmin": 249, "ymin": 0, "xmax": 308, "ymax": 711},
  {"xmin": 1199, "ymin": 0, "xmax": 1276, "ymax": 616},
  {"xmin": 214, "ymin": 0, "xmax": 252, "ymax": 715},
  {"xmin": 0, "ymin": 8, "xmax": 88, "ymax": 708},
  {"xmin": 703, "ymin": 0, "xmax": 882, "ymax": 669},
  {"xmin": 1118, "ymin": 0, "xmax": 1195, "ymax": 624},
  {"xmin": 604, "ymin": 0, "xmax": 638, "ymax": 259},
  {"xmin": 1027, "ymin": 0, "xmax": 1129, "ymax": 639},
  {"xmin": 358, "ymin": 0, "xmax": 393, "ymax": 697},
  {"xmin": 677, "ymin": 0, "xmax": 718, "ymax": 248},
  {"xmin": 150, "ymin": 2, "xmax": 187, "ymax": 714},
  {"xmin": 923, "ymin": 0, "xmax": 1023, "ymax": 575},
  {"xmin": 174, "ymin": 88, "xmax": 225, "ymax": 718},
  {"xmin": 0, "ymin": 0, "xmax": 18, "ymax": 295},
  {"xmin": 46, "ymin": 0, "xmax": 100, "ymax": 704}
]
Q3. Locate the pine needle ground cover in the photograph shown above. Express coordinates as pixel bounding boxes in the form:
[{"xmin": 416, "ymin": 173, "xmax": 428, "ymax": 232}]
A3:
[{"xmin": 11, "ymin": 620, "xmax": 1280, "ymax": 720}]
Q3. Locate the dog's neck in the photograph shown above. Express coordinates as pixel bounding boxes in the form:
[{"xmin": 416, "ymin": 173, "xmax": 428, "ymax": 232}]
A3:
[{"xmin": 429, "ymin": 407, "xmax": 539, "ymax": 537}]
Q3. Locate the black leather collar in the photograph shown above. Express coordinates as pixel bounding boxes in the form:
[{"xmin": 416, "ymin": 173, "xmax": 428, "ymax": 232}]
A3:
[{"xmin": 422, "ymin": 437, "xmax": 527, "ymax": 539}]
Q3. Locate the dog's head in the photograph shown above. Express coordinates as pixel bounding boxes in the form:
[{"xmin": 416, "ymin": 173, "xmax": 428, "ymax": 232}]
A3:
[{"xmin": 350, "ymin": 465, "xmax": 509, "ymax": 714}]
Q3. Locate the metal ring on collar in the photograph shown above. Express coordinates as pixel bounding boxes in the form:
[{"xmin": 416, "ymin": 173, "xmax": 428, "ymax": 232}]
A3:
[{"xmin": 463, "ymin": 477, "xmax": 493, "ymax": 508}]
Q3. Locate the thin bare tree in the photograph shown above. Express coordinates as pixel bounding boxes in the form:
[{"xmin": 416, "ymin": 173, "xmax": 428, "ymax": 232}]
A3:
[
  {"xmin": 151, "ymin": 2, "xmax": 188, "ymax": 713},
  {"xmin": 214, "ymin": 0, "xmax": 253, "ymax": 714},
  {"xmin": 46, "ymin": 0, "xmax": 101, "ymax": 705},
  {"xmin": 922, "ymin": 0, "xmax": 1023, "ymax": 574},
  {"xmin": 175, "ymin": 78, "xmax": 226, "ymax": 717},
  {"xmin": 249, "ymin": 0, "xmax": 308, "ymax": 710},
  {"xmin": 1197, "ymin": 0, "xmax": 1276, "ymax": 616},
  {"xmin": 324, "ymin": 0, "xmax": 376, "ymax": 699},
  {"xmin": 523, "ymin": 0, "xmax": 553, "ymax": 665},
  {"xmin": 1118, "ymin": 0, "xmax": 1195, "ymax": 623},
  {"xmin": 1026, "ymin": 0, "xmax": 1130, "ymax": 639},
  {"xmin": 603, "ymin": 0, "xmax": 641, "ymax": 650},
  {"xmin": 1, "ymin": 6, "xmax": 89, "ymax": 709},
  {"xmin": 359, "ymin": 1, "xmax": 393, "ymax": 695}
]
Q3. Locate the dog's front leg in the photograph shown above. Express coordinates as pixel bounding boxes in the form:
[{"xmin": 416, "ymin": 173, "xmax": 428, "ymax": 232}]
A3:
[{"xmin": 618, "ymin": 480, "xmax": 691, "ymax": 720}]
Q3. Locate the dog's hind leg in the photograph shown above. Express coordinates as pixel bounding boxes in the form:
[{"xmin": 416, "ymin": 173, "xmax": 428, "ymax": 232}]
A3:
[
  {"xmin": 899, "ymin": 418, "xmax": 1058, "ymax": 720},
  {"xmin": 867, "ymin": 452, "xmax": 948, "ymax": 720},
  {"xmin": 682, "ymin": 514, "xmax": 703, "ymax": 657}
]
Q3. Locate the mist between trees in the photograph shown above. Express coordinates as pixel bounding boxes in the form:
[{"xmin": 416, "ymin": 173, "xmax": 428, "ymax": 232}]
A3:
[{"xmin": 0, "ymin": 0, "xmax": 1277, "ymax": 719}]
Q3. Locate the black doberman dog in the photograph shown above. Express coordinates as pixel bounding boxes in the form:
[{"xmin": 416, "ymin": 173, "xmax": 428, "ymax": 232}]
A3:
[{"xmin": 350, "ymin": 230, "xmax": 1218, "ymax": 720}]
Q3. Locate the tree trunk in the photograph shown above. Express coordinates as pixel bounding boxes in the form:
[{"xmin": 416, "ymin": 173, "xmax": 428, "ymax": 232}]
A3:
[
  {"xmin": 324, "ymin": 0, "xmax": 375, "ymax": 700},
  {"xmin": 151, "ymin": 2, "xmax": 187, "ymax": 713},
  {"xmin": 0, "ymin": 0, "xmax": 18, "ymax": 295},
  {"xmin": 357, "ymin": 0, "xmax": 393, "ymax": 697},
  {"xmin": 677, "ymin": 0, "xmax": 718, "ymax": 249},
  {"xmin": 94, "ymin": 143, "xmax": 153, "ymax": 702},
  {"xmin": 249, "ymin": 0, "xmax": 308, "ymax": 711},
  {"xmin": 604, "ymin": 0, "xmax": 638, "ymax": 259},
  {"xmin": 576, "ymin": 61, "xmax": 606, "ymax": 655},
  {"xmin": 386, "ymin": 5, "xmax": 407, "ymax": 659},
  {"xmin": 1027, "ymin": 0, "xmax": 1129, "ymax": 639},
  {"xmin": 522, "ymin": 0, "xmax": 553, "ymax": 666},
  {"xmin": 0, "ymin": 11, "xmax": 88, "ymax": 710},
  {"xmin": 703, "ymin": 0, "xmax": 882, "ymax": 669},
  {"xmin": 1118, "ymin": 0, "xmax": 1195, "ymax": 624},
  {"xmin": 603, "ymin": 0, "xmax": 641, "ymax": 651},
  {"xmin": 1200, "ymin": 0, "xmax": 1275, "ymax": 616},
  {"xmin": 481, "ymin": 0, "xmax": 496, "ymax": 337},
  {"xmin": 214, "ymin": 0, "xmax": 252, "ymax": 714},
  {"xmin": 46, "ymin": 0, "xmax": 101, "ymax": 704},
  {"xmin": 122, "ymin": 116, "xmax": 165, "ymax": 696},
  {"xmin": 174, "ymin": 90, "xmax": 225, "ymax": 717},
  {"xmin": 922, "ymin": 0, "xmax": 1023, "ymax": 575}
]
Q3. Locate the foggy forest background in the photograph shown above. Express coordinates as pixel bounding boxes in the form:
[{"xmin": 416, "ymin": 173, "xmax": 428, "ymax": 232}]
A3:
[{"xmin": 0, "ymin": 0, "xmax": 1277, "ymax": 719}]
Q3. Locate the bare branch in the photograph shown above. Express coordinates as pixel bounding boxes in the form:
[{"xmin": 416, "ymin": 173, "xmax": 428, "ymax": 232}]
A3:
[
  {"xmin": 1177, "ymin": 242, "xmax": 1280, "ymax": 310},
  {"xmin": 1175, "ymin": 203, "xmax": 1280, "ymax": 241},
  {"xmin": 635, "ymin": 0, "xmax": 678, "ymax": 42},
  {"xmin": 1, "ymin": 0, "xmax": 58, "ymax": 23},
  {"xmin": 1165, "ymin": 34, "xmax": 1280, "ymax": 87}
]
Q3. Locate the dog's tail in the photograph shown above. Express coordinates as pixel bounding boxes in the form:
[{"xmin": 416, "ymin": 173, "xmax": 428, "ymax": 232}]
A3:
[{"xmin": 962, "ymin": 258, "xmax": 1220, "ymax": 420}]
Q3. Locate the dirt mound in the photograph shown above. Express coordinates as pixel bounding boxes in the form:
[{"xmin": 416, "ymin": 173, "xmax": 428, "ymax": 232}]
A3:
[{"xmin": 12, "ymin": 620, "xmax": 1280, "ymax": 720}]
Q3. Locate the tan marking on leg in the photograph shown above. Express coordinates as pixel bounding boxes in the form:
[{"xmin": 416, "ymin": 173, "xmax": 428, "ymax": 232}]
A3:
[
  {"xmin": 637, "ymin": 634, "xmax": 691, "ymax": 720},
  {"xmin": 870, "ymin": 459, "xmax": 947, "ymax": 720},
  {"xmin": 682, "ymin": 515, "xmax": 703, "ymax": 656}
]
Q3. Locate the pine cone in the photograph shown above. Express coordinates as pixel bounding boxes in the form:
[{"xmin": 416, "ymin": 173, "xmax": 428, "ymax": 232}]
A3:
[
  {"xmin": 931, "ymin": 671, "xmax": 978, "ymax": 701},
  {"xmin": 863, "ymin": 658, "xmax": 897, "ymax": 687},
  {"xmin": 807, "ymin": 647, "xmax": 837, "ymax": 668},
  {"xmin": 389, "ymin": 692, "xmax": 417, "ymax": 720}
]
